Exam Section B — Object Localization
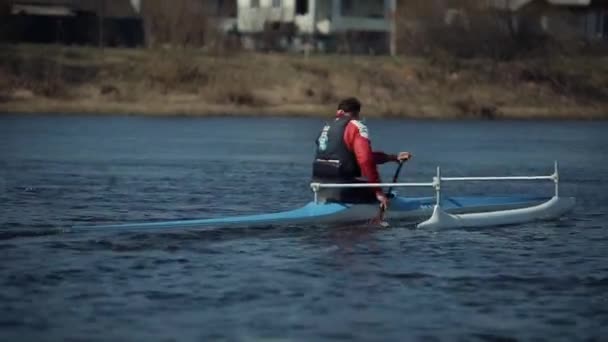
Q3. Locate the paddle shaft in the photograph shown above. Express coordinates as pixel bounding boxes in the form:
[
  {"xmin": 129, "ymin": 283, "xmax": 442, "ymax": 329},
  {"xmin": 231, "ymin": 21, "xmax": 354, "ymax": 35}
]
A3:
[
  {"xmin": 375, "ymin": 159, "xmax": 406, "ymax": 225},
  {"xmin": 387, "ymin": 160, "xmax": 405, "ymax": 196}
]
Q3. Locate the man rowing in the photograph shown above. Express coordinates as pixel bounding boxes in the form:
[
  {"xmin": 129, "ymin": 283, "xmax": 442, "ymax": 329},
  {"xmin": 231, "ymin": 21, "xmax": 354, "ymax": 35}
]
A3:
[{"xmin": 312, "ymin": 97, "xmax": 411, "ymax": 209}]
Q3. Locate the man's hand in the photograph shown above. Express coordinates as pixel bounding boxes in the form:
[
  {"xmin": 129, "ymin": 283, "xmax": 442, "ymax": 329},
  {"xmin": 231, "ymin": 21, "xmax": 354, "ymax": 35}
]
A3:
[
  {"xmin": 376, "ymin": 191, "xmax": 389, "ymax": 211},
  {"xmin": 394, "ymin": 152, "xmax": 412, "ymax": 162}
]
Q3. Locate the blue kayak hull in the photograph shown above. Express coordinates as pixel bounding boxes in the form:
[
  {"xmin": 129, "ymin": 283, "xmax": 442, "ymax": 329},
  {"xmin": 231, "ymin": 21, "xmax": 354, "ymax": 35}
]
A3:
[{"xmin": 77, "ymin": 195, "xmax": 553, "ymax": 232}]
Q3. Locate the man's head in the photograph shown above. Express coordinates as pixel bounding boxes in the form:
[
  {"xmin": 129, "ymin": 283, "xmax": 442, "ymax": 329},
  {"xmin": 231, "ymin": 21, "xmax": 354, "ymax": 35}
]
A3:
[{"xmin": 337, "ymin": 97, "xmax": 361, "ymax": 118}]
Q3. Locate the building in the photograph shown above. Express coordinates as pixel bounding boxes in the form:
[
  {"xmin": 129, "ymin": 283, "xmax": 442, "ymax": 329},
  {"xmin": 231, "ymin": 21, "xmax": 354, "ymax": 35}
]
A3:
[
  {"xmin": 207, "ymin": 0, "xmax": 238, "ymax": 32},
  {"xmin": 489, "ymin": 0, "xmax": 608, "ymax": 41},
  {"xmin": 1, "ymin": 0, "xmax": 144, "ymax": 47},
  {"xmin": 236, "ymin": 0, "xmax": 394, "ymax": 54}
]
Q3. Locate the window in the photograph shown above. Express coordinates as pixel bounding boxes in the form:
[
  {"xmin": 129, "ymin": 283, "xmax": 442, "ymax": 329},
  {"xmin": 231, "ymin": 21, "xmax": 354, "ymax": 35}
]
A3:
[
  {"xmin": 341, "ymin": 0, "xmax": 384, "ymax": 18},
  {"xmin": 604, "ymin": 11, "xmax": 608, "ymax": 38},
  {"xmin": 589, "ymin": 10, "xmax": 607, "ymax": 38},
  {"xmin": 342, "ymin": 0, "xmax": 353, "ymax": 14},
  {"xmin": 296, "ymin": 0, "xmax": 308, "ymax": 14},
  {"xmin": 220, "ymin": 0, "xmax": 237, "ymax": 16},
  {"xmin": 251, "ymin": 0, "xmax": 259, "ymax": 8},
  {"xmin": 272, "ymin": 0, "xmax": 281, "ymax": 8}
]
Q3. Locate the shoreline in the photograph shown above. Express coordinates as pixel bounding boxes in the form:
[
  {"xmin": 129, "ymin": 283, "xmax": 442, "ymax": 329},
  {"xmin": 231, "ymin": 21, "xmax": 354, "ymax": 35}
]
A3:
[
  {"xmin": 1, "ymin": 100, "xmax": 605, "ymax": 120},
  {"xmin": 1, "ymin": 44, "xmax": 607, "ymax": 120}
]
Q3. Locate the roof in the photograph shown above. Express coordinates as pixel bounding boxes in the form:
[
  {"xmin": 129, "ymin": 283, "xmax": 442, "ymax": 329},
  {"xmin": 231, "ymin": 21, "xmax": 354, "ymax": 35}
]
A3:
[
  {"xmin": 7, "ymin": 0, "xmax": 139, "ymax": 18},
  {"xmin": 11, "ymin": 3, "xmax": 74, "ymax": 16},
  {"xmin": 490, "ymin": 0, "xmax": 592, "ymax": 11}
]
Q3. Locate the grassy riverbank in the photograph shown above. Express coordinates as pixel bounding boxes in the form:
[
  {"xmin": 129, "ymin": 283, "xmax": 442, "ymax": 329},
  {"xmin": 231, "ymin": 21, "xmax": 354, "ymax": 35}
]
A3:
[{"xmin": 1, "ymin": 44, "xmax": 607, "ymax": 119}]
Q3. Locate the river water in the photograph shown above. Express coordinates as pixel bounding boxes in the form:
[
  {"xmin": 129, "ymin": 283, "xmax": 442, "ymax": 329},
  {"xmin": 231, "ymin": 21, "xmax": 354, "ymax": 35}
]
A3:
[{"xmin": 1, "ymin": 115, "xmax": 607, "ymax": 341}]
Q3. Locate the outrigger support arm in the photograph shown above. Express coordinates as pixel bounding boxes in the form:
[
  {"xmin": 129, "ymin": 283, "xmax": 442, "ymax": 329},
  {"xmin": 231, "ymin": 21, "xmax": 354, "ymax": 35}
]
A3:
[
  {"xmin": 554, "ymin": 160, "xmax": 559, "ymax": 197},
  {"xmin": 309, "ymin": 162, "xmax": 562, "ymax": 205},
  {"xmin": 311, "ymin": 183, "xmax": 320, "ymax": 204},
  {"xmin": 434, "ymin": 166, "xmax": 442, "ymax": 207},
  {"xmin": 310, "ymin": 182, "xmax": 435, "ymax": 189}
]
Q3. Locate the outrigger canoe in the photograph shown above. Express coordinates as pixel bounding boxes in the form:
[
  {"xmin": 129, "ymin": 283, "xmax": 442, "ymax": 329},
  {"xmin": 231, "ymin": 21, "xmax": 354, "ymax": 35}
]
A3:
[{"xmin": 77, "ymin": 162, "xmax": 575, "ymax": 232}]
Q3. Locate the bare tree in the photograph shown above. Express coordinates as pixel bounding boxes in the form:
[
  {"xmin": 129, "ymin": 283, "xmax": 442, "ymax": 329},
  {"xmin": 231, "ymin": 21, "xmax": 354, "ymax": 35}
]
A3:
[
  {"xmin": 394, "ymin": 0, "xmax": 546, "ymax": 59},
  {"xmin": 141, "ymin": 0, "xmax": 210, "ymax": 47},
  {"xmin": 98, "ymin": 0, "xmax": 105, "ymax": 49},
  {"xmin": 0, "ymin": 0, "xmax": 11, "ymax": 42}
]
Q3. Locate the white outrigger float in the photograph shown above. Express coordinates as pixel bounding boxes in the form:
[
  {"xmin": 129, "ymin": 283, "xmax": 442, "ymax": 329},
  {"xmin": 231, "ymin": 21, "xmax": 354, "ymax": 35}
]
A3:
[
  {"xmin": 84, "ymin": 162, "xmax": 575, "ymax": 232},
  {"xmin": 312, "ymin": 161, "xmax": 575, "ymax": 229}
]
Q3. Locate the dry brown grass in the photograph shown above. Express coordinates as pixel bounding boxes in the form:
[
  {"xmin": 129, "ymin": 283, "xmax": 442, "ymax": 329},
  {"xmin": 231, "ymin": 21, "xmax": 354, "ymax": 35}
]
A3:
[{"xmin": 0, "ymin": 44, "xmax": 606, "ymax": 119}]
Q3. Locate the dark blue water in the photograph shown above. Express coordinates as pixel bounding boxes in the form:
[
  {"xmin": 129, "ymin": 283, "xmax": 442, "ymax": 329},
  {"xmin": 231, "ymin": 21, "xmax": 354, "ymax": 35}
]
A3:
[{"xmin": 1, "ymin": 115, "xmax": 607, "ymax": 341}]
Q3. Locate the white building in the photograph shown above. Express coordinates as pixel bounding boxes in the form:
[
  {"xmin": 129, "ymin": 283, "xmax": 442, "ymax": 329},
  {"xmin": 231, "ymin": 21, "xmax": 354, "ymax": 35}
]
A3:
[
  {"xmin": 236, "ymin": 0, "xmax": 394, "ymax": 53},
  {"xmin": 489, "ymin": 0, "xmax": 607, "ymax": 41}
]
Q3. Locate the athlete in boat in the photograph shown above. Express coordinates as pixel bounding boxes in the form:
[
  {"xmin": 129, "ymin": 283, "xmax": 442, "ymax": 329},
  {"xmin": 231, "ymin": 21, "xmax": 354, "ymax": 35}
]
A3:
[{"xmin": 313, "ymin": 97, "xmax": 411, "ymax": 209}]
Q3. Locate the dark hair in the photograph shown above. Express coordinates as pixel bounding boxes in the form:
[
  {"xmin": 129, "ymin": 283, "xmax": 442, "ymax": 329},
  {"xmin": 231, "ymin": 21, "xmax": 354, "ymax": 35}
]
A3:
[{"xmin": 337, "ymin": 97, "xmax": 361, "ymax": 115}]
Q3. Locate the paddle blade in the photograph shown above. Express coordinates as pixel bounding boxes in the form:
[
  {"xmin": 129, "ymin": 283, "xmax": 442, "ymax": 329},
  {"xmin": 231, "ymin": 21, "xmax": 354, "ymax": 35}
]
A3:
[
  {"xmin": 369, "ymin": 207, "xmax": 390, "ymax": 228},
  {"xmin": 377, "ymin": 220, "xmax": 390, "ymax": 228}
]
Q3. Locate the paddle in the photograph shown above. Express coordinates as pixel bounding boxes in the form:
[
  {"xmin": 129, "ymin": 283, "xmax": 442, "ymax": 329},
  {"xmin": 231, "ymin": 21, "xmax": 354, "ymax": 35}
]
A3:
[
  {"xmin": 372, "ymin": 159, "xmax": 407, "ymax": 227},
  {"xmin": 387, "ymin": 159, "xmax": 406, "ymax": 197}
]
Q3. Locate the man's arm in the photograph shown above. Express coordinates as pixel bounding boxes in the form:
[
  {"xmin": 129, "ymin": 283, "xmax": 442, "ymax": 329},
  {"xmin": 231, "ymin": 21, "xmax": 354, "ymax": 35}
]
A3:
[
  {"xmin": 344, "ymin": 121, "xmax": 412, "ymax": 203},
  {"xmin": 344, "ymin": 121, "xmax": 383, "ymax": 196},
  {"xmin": 353, "ymin": 137, "xmax": 382, "ymax": 185},
  {"xmin": 374, "ymin": 151, "xmax": 412, "ymax": 164},
  {"xmin": 373, "ymin": 152, "xmax": 394, "ymax": 165},
  {"xmin": 345, "ymin": 123, "xmax": 408, "ymax": 166}
]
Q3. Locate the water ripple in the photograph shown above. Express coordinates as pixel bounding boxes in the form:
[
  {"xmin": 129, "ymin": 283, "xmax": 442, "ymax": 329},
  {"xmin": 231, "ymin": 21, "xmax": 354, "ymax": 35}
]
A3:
[{"xmin": 1, "ymin": 116, "xmax": 607, "ymax": 341}]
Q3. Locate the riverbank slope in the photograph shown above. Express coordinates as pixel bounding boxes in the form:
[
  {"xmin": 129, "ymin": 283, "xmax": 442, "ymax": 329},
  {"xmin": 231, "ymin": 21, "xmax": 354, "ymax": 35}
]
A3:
[{"xmin": 1, "ymin": 44, "xmax": 607, "ymax": 119}]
